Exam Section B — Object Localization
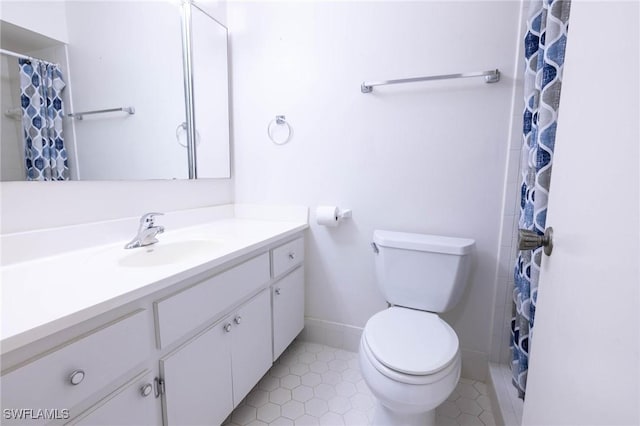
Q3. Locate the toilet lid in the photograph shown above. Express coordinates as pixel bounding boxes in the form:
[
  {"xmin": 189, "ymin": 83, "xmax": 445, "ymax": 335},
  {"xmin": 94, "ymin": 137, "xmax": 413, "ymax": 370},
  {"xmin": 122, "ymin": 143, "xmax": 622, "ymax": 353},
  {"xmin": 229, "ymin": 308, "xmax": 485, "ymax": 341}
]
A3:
[{"xmin": 364, "ymin": 307, "xmax": 459, "ymax": 375}]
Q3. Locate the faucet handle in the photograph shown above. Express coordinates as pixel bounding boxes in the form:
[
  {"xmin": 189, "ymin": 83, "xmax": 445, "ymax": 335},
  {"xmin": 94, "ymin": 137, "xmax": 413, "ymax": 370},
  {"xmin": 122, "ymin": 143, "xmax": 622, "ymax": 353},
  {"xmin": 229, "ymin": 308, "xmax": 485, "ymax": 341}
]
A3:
[{"xmin": 140, "ymin": 212, "xmax": 164, "ymax": 226}]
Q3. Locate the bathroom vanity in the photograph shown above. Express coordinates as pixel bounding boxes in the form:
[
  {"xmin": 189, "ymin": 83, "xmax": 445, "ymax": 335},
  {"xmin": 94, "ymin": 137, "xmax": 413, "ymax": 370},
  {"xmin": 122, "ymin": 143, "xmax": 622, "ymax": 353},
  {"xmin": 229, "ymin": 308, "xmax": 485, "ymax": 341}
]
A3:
[{"xmin": 0, "ymin": 207, "xmax": 307, "ymax": 425}]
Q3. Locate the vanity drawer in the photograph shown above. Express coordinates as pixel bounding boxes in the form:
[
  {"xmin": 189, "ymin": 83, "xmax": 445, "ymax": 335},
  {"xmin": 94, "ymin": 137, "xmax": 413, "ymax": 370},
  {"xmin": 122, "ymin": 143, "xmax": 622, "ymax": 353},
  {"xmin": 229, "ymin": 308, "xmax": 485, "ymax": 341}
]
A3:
[
  {"xmin": 155, "ymin": 252, "xmax": 270, "ymax": 348},
  {"xmin": 1, "ymin": 310, "xmax": 151, "ymax": 423},
  {"xmin": 69, "ymin": 370, "xmax": 160, "ymax": 426},
  {"xmin": 272, "ymin": 237, "xmax": 304, "ymax": 278}
]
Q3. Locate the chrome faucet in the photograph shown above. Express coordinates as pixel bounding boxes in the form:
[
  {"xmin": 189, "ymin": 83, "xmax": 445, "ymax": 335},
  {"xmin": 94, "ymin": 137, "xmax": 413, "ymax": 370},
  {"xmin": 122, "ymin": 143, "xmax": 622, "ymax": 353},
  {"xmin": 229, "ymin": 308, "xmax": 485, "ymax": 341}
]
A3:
[{"xmin": 124, "ymin": 212, "xmax": 165, "ymax": 249}]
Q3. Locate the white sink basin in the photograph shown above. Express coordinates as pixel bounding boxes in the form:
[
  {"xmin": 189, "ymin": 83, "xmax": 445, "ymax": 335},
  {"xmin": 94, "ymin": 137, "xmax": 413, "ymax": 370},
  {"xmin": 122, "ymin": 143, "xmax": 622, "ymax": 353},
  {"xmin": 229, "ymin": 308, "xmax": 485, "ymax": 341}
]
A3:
[{"xmin": 117, "ymin": 240, "xmax": 222, "ymax": 267}]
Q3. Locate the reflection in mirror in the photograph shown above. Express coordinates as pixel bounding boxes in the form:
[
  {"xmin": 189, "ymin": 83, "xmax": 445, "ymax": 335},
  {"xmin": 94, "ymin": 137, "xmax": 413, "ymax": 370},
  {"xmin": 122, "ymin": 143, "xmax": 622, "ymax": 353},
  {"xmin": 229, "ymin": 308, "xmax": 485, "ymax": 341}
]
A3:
[
  {"xmin": 0, "ymin": 20, "xmax": 73, "ymax": 181},
  {"xmin": 68, "ymin": 1, "xmax": 186, "ymax": 180},
  {"xmin": 0, "ymin": 1, "xmax": 230, "ymax": 181},
  {"xmin": 192, "ymin": 4, "xmax": 230, "ymax": 178}
]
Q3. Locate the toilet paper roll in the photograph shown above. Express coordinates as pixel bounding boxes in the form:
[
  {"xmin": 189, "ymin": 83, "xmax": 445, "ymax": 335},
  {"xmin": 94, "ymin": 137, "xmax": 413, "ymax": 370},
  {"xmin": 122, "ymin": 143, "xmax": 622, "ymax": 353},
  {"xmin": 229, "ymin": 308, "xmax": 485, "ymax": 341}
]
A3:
[{"xmin": 316, "ymin": 206, "xmax": 340, "ymax": 227}]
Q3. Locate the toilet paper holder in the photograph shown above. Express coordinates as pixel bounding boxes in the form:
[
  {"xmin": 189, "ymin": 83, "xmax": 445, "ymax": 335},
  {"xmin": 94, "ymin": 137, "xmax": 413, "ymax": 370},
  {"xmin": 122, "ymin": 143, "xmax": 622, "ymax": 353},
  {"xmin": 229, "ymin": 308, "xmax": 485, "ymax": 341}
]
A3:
[
  {"xmin": 316, "ymin": 206, "xmax": 352, "ymax": 227},
  {"xmin": 337, "ymin": 209, "xmax": 352, "ymax": 220}
]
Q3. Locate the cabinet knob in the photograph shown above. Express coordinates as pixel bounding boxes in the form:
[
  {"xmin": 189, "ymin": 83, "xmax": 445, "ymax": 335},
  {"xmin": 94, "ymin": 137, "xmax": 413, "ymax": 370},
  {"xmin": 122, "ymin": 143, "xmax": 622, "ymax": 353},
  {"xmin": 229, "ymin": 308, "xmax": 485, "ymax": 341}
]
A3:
[
  {"xmin": 224, "ymin": 323, "xmax": 232, "ymax": 333},
  {"xmin": 275, "ymin": 287, "xmax": 282, "ymax": 295},
  {"xmin": 69, "ymin": 369, "xmax": 85, "ymax": 386},
  {"xmin": 234, "ymin": 315, "xmax": 242, "ymax": 325},
  {"xmin": 288, "ymin": 252, "xmax": 296, "ymax": 260},
  {"xmin": 140, "ymin": 383, "xmax": 153, "ymax": 397}
]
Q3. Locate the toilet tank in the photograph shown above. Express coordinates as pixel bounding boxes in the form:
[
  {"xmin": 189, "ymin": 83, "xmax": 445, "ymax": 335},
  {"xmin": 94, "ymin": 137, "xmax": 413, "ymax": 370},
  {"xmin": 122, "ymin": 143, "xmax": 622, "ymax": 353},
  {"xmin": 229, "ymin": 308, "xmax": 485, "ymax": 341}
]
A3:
[{"xmin": 373, "ymin": 230, "xmax": 475, "ymax": 313}]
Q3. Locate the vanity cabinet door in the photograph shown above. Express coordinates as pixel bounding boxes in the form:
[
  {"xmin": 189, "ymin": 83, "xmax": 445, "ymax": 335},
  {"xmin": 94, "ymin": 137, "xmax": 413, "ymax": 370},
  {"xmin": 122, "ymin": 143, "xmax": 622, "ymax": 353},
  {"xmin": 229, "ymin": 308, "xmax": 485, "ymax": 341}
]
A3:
[
  {"xmin": 230, "ymin": 289, "xmax": 272, "ymax": 405},
  {"xmin": 1, "ymin": 310, "xmax": 151, "ymax": 425},
  {"xmin": 272, "ymin": 267, "xmax": 305, "ymax": 360},
  {"xmin": 160, "ymin": 320, "xmax": 233, "ymax": 426},
  {"xmin": 69, "ymin": 371, "xmax": 160, "ymax": 426}
]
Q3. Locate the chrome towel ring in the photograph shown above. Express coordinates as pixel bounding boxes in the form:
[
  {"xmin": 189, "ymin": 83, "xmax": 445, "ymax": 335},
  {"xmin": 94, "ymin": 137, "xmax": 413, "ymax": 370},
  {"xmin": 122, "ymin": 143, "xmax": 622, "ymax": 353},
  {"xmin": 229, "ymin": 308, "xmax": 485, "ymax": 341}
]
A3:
[
  {"xmin": 267, "ymin": 115, "xmax": 292, "ymax": 145},
  {"xmin": 176, "ymin": 122, "xmax": 201, "ymax": 148}
]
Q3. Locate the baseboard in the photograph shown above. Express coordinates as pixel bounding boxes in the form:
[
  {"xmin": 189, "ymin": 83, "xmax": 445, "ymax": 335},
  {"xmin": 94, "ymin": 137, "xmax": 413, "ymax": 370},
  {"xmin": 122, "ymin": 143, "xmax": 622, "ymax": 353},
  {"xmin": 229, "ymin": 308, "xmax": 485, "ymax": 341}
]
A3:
[
  {"xmin": 487, "ymin": 362, "xmax": 524, "ymax": 426},
  {"xmin": 298, "ymin": 317, "xmax": 363, "ymax": 353},
  {"xmin": 460, "ymin": 348, "xmax": 489, "ymax": 382},
  {"xmin": 299, "ymin": 317, "xmax": 489, "ymax": 382}
]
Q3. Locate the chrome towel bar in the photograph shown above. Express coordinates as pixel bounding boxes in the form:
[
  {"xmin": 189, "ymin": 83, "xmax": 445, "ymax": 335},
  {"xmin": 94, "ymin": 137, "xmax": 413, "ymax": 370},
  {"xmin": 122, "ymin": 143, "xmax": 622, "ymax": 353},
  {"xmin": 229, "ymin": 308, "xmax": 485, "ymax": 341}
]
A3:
[
  {"xmin": 361, "ymin": 69, "xmax": 500, "ymax": 93},
  {"xmin": 68, "ymin": 106, "xmax": 135, "ymax": 120}
]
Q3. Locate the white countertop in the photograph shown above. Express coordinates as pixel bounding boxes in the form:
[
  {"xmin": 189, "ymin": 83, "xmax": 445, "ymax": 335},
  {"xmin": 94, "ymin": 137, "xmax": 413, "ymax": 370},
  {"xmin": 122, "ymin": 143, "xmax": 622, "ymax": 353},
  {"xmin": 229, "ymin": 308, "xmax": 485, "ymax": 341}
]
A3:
[{"xmin": 1, "ymin": 217, "xmax": 307, "ymax": 354}]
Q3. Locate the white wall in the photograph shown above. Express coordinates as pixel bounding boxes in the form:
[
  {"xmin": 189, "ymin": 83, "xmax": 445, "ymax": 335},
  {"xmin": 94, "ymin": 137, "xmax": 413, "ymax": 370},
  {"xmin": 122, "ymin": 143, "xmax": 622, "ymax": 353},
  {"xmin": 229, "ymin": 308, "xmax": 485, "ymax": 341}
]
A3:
[
  {"xmin": 0, "ymin": 1, "xmax": 69, "ymax": 44},
  {"xmin": 230, "ymin": 1, "xmax": 522, "ymax": 379},
  {"xmin": 0, "ymin": 180, "xmax": 233, "ymax": 234}
]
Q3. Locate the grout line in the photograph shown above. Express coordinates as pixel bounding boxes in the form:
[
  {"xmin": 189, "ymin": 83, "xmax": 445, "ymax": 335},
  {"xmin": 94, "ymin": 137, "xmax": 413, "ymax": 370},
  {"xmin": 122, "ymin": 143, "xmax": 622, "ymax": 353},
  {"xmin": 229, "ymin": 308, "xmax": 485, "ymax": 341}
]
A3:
[{"xmin": 227, "ymin": 341, "xmax": 498, "ymax": 426}]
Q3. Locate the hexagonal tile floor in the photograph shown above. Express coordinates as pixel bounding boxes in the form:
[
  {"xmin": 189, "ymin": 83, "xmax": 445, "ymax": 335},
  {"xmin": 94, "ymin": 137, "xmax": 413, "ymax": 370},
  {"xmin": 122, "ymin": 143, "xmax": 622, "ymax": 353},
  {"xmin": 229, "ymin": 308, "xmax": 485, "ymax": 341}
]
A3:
[{"xmin": 224, "ymin": 341, "xmax": 495, "ymax": 426}]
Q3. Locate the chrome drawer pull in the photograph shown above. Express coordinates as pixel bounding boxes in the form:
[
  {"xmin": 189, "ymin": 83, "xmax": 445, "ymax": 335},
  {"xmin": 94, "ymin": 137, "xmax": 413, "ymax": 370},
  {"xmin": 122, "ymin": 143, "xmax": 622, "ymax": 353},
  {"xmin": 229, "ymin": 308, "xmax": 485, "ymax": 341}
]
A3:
[
  {"xmin": 140, "ymin": 383, "xmax": 153, "ymax": 397},
  {"xmin": 69, "ymin": 369, "xmax": 85, "ymax": 386}
]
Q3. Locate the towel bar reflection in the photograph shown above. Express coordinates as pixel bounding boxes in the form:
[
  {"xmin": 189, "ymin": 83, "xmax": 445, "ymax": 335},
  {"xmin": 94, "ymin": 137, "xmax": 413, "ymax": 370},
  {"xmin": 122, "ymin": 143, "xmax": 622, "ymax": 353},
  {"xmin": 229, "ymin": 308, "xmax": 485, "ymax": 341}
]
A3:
[
  {"xmin": 361, "ymin": 69, "xmax": 500, "ymax": 93},
  {"xmin": 68, "ymin": 106, "xmax": 135, "ymax": 120}
]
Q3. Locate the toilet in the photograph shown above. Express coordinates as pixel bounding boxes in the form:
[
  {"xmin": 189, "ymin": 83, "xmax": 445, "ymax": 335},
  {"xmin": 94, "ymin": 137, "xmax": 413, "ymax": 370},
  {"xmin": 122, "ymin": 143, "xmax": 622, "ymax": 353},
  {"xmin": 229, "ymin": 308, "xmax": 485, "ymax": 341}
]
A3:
[{"xmin": 359, "ymin": 230, "xmax": 475, "ymax": 426}]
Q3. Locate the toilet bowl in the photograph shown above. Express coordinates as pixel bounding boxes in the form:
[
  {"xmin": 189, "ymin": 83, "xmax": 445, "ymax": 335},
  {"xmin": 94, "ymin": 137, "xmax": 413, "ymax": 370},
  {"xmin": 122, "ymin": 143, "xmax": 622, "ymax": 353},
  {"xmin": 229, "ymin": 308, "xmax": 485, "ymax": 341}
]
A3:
[
  {"xmin": 359, "ymin": 307, "xmax": 461, "ymax": 425},
  {"xmin": 359, "ymin": 230, "xmax": 474, "ymax": 426}
]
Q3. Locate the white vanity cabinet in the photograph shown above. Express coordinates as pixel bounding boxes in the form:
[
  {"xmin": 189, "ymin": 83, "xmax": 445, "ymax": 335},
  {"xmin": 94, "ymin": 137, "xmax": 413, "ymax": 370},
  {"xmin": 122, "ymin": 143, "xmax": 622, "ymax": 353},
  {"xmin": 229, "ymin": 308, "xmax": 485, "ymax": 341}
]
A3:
[
  {"xmin": 153, "ymin": 253, "xmax": 271, "ymax": 349},
  {"xmin": 272, "ymin": 237, "xmax": 304, "ymax": 278},
  {"xmin": 159, "ymin": 289, "xmax": 272, "ymax": 425},
  {"xmin": 229, "ymin": 289, "xmax": 273, "ymax": 404},
  {"xmin": 271, "ymin": 237, "xmax": 305, "ymax": 360},
  {"xmin": 1, "ymin": 230, "xmax": 306, "ymax": 426},
  {"xmin": 69, "ymin": 371, "xmax": 160, "ymax": 426},
  {"xmin": 160, "ymin": 319, "xmax": 233, "ymax": 425},
  {"xmin": 272, "ymin": 266, "xmax": 305, "ymax": 360},
  {"xmin": 0, "ymin": 310, "xmax": 152, "ymax": 426}
]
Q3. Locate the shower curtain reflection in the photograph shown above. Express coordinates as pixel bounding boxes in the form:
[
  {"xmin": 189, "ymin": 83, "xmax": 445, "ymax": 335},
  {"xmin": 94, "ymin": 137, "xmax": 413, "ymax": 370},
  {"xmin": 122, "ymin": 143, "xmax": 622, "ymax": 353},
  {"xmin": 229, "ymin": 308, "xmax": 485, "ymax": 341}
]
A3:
[{"xmin": 19, "ymin": 58, "xmax": 69, "ymax": 181}]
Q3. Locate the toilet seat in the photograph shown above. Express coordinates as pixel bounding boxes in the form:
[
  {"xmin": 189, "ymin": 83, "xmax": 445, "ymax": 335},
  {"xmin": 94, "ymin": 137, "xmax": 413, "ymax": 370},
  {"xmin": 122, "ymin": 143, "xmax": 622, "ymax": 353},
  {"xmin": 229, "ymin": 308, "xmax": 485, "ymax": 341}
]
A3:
[
  {"xmin": 361, "ymin": 336, "xmax": 459, "ymax": 386},
  {"xmin": 363, "ymin": 307, "xmax": 459, "ymax": 377}
]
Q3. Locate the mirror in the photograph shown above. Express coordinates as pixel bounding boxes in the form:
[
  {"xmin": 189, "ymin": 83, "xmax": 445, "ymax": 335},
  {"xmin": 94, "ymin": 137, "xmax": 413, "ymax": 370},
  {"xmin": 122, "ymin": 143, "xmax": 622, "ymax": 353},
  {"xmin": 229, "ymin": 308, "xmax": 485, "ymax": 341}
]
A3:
[
  {"xmin": 0, "ymin": 1, "xmax": 230, "ymax": 181},
  {"xmin": 191, "ymin": 3, "xmax": 230, "ymax": 178}
]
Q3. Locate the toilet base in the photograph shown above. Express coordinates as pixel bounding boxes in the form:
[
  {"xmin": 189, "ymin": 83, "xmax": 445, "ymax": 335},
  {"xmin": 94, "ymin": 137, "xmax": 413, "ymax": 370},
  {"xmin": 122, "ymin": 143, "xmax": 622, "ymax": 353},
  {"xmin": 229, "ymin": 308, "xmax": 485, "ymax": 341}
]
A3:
[{"xmin": 372, "ymin": 402, "xmax": 436, "ymax": 426}]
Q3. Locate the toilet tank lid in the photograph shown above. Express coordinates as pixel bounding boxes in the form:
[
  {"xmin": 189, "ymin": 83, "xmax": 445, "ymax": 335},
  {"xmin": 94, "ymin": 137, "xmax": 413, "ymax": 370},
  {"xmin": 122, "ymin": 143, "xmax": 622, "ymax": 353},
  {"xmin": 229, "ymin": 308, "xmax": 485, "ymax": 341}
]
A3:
[{"xmin": 373, "ymin": 230, "xmax": 475, "ymax": 255}]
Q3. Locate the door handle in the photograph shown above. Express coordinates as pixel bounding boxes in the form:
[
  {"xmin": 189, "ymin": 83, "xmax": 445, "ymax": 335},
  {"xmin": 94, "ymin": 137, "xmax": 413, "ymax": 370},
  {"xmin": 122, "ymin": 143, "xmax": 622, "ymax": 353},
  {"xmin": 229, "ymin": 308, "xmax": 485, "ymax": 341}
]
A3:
[{"xmin": 518, "ymin": 227, "xmax": 554, "ymax": 256}]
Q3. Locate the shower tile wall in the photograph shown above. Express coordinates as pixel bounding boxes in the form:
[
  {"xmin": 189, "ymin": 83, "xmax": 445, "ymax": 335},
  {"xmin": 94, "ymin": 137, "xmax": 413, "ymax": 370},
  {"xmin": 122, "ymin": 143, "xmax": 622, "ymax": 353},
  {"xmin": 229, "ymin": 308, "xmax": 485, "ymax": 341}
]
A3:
[
  {"xmin": 490, "ymin": 2, "xmax": 528, "ymax": 365},
  {"xmin": 491, "ymin": 142, "xmax": 523, "ymax": 365}
]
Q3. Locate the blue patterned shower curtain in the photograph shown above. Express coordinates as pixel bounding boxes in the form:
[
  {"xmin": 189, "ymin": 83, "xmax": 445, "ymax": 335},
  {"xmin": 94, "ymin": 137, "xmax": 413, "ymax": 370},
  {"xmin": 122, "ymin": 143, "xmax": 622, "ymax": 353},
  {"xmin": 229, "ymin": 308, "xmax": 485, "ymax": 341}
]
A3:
[
  {"xmin": 511, "ymin": 0, "xmax": 571, "ymax": 399},
  {"xmin": 19, "ymin": 59, "xmax": 69, "ymax": 180}
]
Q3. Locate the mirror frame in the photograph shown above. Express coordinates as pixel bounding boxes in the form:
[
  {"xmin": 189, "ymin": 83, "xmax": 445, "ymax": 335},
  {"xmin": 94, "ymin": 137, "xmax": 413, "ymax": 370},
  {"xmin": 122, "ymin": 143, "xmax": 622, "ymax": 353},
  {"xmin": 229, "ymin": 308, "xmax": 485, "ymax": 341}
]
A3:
[
  {"xmin": 181, "ymin": 0, "xmax": 198, "ymax": 179},
  {"xmin": 181, "ymin": 0, "xmax": 231, "ymax": 180}
]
